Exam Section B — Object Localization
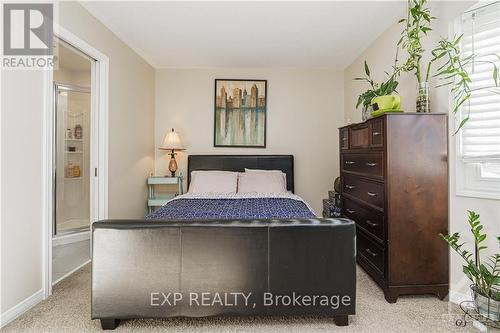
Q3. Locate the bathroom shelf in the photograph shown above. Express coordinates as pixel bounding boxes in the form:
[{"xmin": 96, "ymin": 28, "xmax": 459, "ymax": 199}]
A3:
[
  {"xmin": 64, "ymin": 177, "xmax": 82, "ymax": 180},
  {"xmin": 66, "ymin": 112, "xmax": 84, "ymax": 118},
  {"xmin": 65, "ymin": 151, "xmax": 83, "ymax": 154},
  {"xmin": 64, "ymin": 138, "xmax": 83, "ymax": 142}
]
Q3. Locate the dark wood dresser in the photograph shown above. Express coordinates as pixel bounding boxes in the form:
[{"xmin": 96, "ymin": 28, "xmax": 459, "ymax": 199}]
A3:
[{"xmin": 339, "ymin": 113, "xmax": 449, "ymax": 303}]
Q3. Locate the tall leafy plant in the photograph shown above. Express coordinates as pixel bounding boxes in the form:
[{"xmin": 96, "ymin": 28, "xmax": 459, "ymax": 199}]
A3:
[
  {"xmin": 398, "ymin": 0, "xmax": 500, "ymax": 131},
  {"xmin": 440, "ymin": 211, "xmax": 500, "ymax": 301},
  {"xmin": 397, "ymin": 0, "xmax": 433, "ymax": 84}
]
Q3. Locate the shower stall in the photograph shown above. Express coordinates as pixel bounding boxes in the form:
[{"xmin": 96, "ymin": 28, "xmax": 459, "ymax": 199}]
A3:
[
  {"xmin": 54, "ymin": 84, "xmax": 91, "ymax": 236},
  {"xmin": 51, "ymin": 36, "xmax": 98, "ymax": 285}
]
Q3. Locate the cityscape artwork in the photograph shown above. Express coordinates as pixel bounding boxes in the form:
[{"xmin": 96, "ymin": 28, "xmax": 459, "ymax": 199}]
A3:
[{"xmin": 214, "ymin": 79, "xmax": 267, "ymax": 147}]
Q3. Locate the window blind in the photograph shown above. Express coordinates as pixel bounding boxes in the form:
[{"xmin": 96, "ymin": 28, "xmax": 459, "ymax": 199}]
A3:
[{"xmin": 461, "ymin": 2, "xmax": 500, "ymax": 161}]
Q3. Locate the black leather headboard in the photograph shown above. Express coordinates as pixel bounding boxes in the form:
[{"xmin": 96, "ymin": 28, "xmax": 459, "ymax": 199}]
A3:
[{"xmin": 187, "ymin": 155, "xmax": 294, "ymax": 193}]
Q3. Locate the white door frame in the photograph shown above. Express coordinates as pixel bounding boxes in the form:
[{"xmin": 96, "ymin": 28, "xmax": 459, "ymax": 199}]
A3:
[{"xmin": 42, "ymin": 24, "xmax": 109, "ymax": 298}]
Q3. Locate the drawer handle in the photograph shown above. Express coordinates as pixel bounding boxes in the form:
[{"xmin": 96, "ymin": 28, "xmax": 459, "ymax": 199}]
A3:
[
  {"xmin": 345, "ymin": 184, "xmax": 356, "ymax": 189},
  {"xmin": 365, "ymin": 162, "xmax": 378, "ymax": 167},
  {"xmin": 345, "ymin": 161, "xmax": 355, "ymax": 165},
  {"xmin": 342, "ymin": 138, "xmax": 348, "ymax": 141},
  {"xmin": 372, "ymin": 131, "xmax": 381, "ymax": 136},
  {"xmin": 366, "ymin": 248, "xmax": 378, "ymax": 257},
  {"xmin": 367, "ymin": 191, "xmax": 378, "ymax": 197},
  {"xmin": 346, "ymin": 209, "xmax": 356, "ymax": 214},
  {"xmin": 366, "ymin": 220, "xmax": 379, "ymax": 227}
]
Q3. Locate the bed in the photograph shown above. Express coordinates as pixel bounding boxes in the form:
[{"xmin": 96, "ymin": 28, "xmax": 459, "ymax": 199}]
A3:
[
  {"xmin": 92, "ymin": 155, "xmax": 356, "ymax": 330},
  {"xmin": 147, "ymin": 155, "xmax": 314, "ymax": 220}
]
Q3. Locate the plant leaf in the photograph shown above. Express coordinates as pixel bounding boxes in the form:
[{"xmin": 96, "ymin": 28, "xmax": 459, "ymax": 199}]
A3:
[{"xmin": 454, "ymin": 116, "xmax": 469, "ymax": 134}]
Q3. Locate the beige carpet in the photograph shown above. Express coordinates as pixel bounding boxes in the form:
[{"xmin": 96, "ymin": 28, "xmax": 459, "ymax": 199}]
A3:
[{"xmin": 3, "ymin": 264, "xmax": 478, "ymax": 333}]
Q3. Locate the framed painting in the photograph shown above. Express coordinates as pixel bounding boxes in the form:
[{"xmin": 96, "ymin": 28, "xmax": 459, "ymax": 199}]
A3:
[{"xmin": 214, "ymin": 79, "xmax": 267, "ymax": 147}]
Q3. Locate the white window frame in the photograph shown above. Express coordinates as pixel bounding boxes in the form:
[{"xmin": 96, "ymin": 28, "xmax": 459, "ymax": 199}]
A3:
[
  {"xmin": 454, "ymin": 5, "xmax": 500, "ymax": 200},
  {"xmin": 456, "ymin": 159, "xmax": 500, "ymax": 199}
]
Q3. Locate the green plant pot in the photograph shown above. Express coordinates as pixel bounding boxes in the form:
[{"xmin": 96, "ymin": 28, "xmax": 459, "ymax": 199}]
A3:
[
  {"xmin": 471, "ymin": 284, "xmax": 500, "ymax": 322},
  {"xmin": 371, "ymin": 94, "xmax": 401, "ymax": 112}
]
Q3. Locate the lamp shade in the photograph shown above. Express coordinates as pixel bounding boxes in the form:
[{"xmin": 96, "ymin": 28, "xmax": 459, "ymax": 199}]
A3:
[{"xmin": 160, "ymin": 128, "xmax": 185, "ymax": 150}]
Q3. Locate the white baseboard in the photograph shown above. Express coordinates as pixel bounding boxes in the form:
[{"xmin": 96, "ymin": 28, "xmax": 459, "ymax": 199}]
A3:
[
  {"xmin": 0, "ymin": 289, "xmax": 44, "ymax": 328},
  {"xmin": 449, "ymin": 290, "xmax": 469, "ymax": 304},
  {"xmin": 52, "ymin": 259, "xmax": 91, "ymax": 286},
  {"xmin": 52, "ymin": 230, "xmax": 90, "ymax": 247}
]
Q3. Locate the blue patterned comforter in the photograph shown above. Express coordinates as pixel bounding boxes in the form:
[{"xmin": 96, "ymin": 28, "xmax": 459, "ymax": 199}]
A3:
[{"xmin": 146, "ymin": 197, "xmax": 316, "ymax": 220}]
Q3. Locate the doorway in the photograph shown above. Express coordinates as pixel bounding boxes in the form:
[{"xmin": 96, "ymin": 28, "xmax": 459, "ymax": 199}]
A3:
[
  {"xmin": 52, "ymin": 39, "xmax": 93, "ymax": 284},
  {"xmin": 44, "ymin": 25, "xmax": 109, "ymax": 298}
]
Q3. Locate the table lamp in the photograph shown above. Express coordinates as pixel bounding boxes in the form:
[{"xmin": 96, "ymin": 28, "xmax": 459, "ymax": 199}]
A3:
[{"xmin": 159, "ymin": 128, "xmax": 185, "ymax": 177}]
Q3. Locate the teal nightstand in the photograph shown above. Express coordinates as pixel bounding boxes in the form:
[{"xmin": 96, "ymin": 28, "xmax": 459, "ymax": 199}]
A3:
[{"xmin": 147, "ymin": 176, "xmax": 183, "ymax": 214}]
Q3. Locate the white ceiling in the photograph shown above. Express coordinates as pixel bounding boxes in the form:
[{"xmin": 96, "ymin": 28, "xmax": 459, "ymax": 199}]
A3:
[{"xmin": 82, "ymin": 1, "xmax": 406, "ymax": 69}]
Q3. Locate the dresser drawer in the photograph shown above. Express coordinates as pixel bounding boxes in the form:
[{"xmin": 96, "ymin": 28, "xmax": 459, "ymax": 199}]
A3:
[
  {"xmin": 343, "ymin": 198, "xmax": 385, "ymax": 242},
  {"xmin": 341, "ymin": 152, "xmax": 384, "ymax": 178},
  {"xmin": 340, "ymin": 128, "xmax": 349, "ymax": 150},
  {"xmin": 370, "ymin": 118, "xmax": 384, "ymax": 147},
  {"xmin": 357, "ymin": 230, "xmax": 385, "ymax": 276},
  {"xmin": 350, "ymin": 124, "xmax": 369, "ymax": 149},
  {"xmin": 343, "ymin": 174, "xmax": 384, "ymax": 210}
]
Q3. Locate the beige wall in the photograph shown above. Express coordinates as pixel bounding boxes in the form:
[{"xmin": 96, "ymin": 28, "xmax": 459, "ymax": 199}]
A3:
[
  {"xmin": 155, "ymin": 68, "xmax": 344, "ymax": 214},
  {"xmin": 1, "ymin": 1, "xmax": 155, "ymax": 319},
  {"xmin": 343, "ymin": 1, "xmax": 500, "ymax": 299},
  {"xmin": 1, "ymin": 70, "xmax": 46, "ymax": 316}
]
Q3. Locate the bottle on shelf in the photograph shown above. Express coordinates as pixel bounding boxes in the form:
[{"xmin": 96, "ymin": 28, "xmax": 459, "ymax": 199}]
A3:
[
  {"xmin": 73, "ymin": 164, "xmax": 81, "ymax": 178},
  {"xmin": 74, "ymin": 125, "xmax": 82, "ymax": 139},
  {"xmin": 66, "ymin": 161, "xmax": 74, "ymax": 178}
]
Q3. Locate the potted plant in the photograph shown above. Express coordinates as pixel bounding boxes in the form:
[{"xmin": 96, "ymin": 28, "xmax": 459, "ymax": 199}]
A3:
[
  {"xmin": 398, "ymin": 0, "xmax": 500, "ymax": 131},
  {"xmin": 354, "ymin": 59, "xmax": 401, "ymax": 121},
  {"xmin": 440, "ymin": 211, "xmax": 500, "ymax": 321}
]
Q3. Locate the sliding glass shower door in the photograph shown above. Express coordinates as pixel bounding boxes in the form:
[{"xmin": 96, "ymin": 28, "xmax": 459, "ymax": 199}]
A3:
[{"xmin": 54, "ymin": 84, "xmax": 91, "ymax": 235}]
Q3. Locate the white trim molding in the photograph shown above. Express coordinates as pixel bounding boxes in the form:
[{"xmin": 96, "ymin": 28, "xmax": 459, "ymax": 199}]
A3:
[
  {"xmin": 42, "ymin": 56, "xmax": 55, "ymax": 300},
  {"xmin": 52, "ymin": 231, "xmax": 91, "ymax": 247},
  {"xmin": 0, "ymin": 289, "xmax": 44, "ymax": 328},
  {"xmin": 456, "ymin": 160, "xmax": 500, "ymax": 200},
  {"xmin": 449, "ymin": 290, "xmax": 469, "ymax": 305}
]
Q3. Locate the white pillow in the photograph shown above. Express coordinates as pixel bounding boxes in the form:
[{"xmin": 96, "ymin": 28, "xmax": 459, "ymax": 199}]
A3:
[
  {"xmin": 244, "ymin": 168, "xmax": 287, "ymax": 190},
  {"xmin": 238, "ymin": 171, "xmax": 287, "ymax": 194},
  {"xmin": 189, "ymin": 171, "xmax": 238, "ymax": 194}
]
